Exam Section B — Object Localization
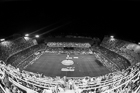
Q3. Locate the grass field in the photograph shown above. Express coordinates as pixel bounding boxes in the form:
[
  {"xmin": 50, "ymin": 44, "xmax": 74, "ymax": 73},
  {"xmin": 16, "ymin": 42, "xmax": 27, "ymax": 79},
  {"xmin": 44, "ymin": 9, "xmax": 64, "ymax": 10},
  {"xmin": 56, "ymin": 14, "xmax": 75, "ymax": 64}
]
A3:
[{"xmin": 24, "ymin": 53, "xmax": 111, "ymax": 77}]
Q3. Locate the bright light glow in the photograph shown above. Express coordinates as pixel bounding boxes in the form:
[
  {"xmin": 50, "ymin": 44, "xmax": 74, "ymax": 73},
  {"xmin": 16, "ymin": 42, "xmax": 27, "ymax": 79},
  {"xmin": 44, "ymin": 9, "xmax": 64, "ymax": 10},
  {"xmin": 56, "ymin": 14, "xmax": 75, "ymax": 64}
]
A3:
[
  {"xmin": 25, "ymin": 34, "xmax": 29, "ymax": 37},
  {"xmin": 0, "ymin": 39, "xmax": 5, "ymax": 42},
  {"xmin": 110, "ymin": 35, "xmax": 115, "ymax": 41},
  {"xmin": 110, "ymin": 35, "xmax": 114, "ymax": 38},
  {"xmin": 35, "ymin": 35, "xmax": 39, "ymax": 38},
  {"xmin": 1, "ymin": 41, "xmax": 12, "ymax": 47},
  {"xmin": 24, "ymin": 36, "xmax": 30, "ymax": 41}
]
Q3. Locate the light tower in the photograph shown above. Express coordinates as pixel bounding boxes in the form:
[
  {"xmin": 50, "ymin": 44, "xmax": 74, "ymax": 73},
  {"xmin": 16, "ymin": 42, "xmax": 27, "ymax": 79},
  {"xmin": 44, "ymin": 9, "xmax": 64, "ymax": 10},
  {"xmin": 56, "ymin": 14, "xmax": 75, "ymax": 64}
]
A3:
[{"xmin": 110, "ymin": 35, "xmax": 115, "ymax": 41}]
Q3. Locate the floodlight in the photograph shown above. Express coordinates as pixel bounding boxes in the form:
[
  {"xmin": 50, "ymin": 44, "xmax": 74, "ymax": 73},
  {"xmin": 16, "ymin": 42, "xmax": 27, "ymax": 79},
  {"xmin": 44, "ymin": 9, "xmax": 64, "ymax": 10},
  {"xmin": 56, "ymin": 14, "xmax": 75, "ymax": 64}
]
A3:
[
  {"xmin": 110, "ymin": 35, "xmax": 114, "ymax": 38},
  {"xmin": 0, "ymin": 39, "xmax": 5, "ymax": 42},
  {"xmin": 25, "ymin": 34, "xmax": 29, "ymax": 37},
  {"xmin": 110, "ymin": 35, "xmax": 115, "ymax": 41},
  {"xmin": 35, "ymin": 35, "xmax": 40, "ymax": 38},
  {"xmin": 24, "ymin": 36, "xmax": 30, "ymax": 41}
]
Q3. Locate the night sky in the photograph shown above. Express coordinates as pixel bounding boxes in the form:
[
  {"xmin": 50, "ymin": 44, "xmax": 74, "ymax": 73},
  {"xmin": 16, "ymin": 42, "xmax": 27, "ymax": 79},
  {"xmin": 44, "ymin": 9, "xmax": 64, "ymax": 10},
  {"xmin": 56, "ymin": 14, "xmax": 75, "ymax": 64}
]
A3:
[{"xmin": 0, "ymin": 1, "xmax": 140, "ymax": 42}]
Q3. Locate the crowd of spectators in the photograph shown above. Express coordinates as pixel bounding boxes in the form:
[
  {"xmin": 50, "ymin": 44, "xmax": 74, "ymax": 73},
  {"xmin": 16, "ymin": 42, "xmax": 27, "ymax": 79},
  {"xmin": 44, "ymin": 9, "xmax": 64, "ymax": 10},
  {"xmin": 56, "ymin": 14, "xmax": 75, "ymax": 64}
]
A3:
[
  {"xmin": 16, "ymin": 50, "xmax": 45, "ymax": 70},
  {"xmin": 0, "ymin": 37, "xmax": 36, "ymax": 62},
  {"xmin": 100, "ymin": 36, "xmax": 140, "ymax": 66},
  {"xmin": 98, "ymin": 46, "xmax": 131, "ymax": 70},
  {"xmin": 120, "ymin": 47, "xmax": 140, "ymax": 64},
  {"xmin": 46, "ymin": 47, "xmax": 92, "ymax": 55},
  {"xmin": 6, "ymin": 44, "xmax": 46, "ymax": 67},
  {"xmin": 47, "ymin": 42, "xmax": 91, "ymax": 48},
  {"xmin": 93, "ymin": 52, "xmax": 119, "ymax": 72},
  {"xmin": 1, "ymin": 60, "xmax": 140, "ymax": 93}
]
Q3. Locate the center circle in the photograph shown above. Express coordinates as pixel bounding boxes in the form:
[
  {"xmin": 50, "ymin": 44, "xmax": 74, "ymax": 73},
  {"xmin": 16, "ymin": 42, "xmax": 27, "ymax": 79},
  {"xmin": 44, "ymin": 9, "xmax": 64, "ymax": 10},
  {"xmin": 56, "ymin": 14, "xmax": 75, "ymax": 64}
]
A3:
[{"xmin": 61, "ymin": 60, "xmax": 74, "ymax": 66}]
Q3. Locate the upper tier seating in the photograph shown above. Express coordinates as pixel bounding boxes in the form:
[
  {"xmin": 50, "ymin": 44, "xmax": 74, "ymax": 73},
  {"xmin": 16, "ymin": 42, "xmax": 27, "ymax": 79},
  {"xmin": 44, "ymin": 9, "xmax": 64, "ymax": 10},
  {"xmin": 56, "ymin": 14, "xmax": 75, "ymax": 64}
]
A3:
[
  {"xmin": 94, "ymin": 52, "xmax": 120, "ymax": 72},
  {"xmin": 0, "ymin": 37, "xmax": 36, "ymax": 62},
  {"xmin": 16, "ymin": 50, "xmax": 44, "ymax": 70},
  {"xmin": 6, "ymin": 43, "xmax": 46, "ymax": 67},
  {"xmin": 100, "ymin": 37, "xmax": 140, "ymax": 66},
  {"xmin": 96, "ymin": 46, "xmax": 131, "ymax": 70}
]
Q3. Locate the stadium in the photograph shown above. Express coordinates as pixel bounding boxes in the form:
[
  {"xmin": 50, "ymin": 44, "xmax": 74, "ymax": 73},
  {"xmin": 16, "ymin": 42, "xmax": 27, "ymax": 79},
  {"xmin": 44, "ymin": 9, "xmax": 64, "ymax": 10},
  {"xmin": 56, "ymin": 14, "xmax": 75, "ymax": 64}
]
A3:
[
  {"xmin": 0, "ymin": 35, "xmax": 140, "ymax": 93},
  {"xmin": 0, "ymin": 1, "xmax": 140, "ymax": 93}
]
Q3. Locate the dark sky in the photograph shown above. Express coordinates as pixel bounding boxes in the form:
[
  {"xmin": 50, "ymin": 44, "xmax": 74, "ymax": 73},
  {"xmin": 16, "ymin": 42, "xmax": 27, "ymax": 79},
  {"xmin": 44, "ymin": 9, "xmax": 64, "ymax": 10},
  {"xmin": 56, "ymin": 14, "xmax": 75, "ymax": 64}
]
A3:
[{"xmin": 0, "ymin": 1, "xmax": 140, "ymax": 42}]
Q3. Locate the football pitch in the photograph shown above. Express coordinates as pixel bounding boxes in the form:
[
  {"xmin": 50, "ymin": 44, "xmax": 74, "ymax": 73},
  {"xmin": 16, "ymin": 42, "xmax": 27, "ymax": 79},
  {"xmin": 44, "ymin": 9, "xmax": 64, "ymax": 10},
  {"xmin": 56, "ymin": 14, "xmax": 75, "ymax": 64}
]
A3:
[{"xmin": 24, "ymin": 53, "xmax": 111, "ymax": 77}]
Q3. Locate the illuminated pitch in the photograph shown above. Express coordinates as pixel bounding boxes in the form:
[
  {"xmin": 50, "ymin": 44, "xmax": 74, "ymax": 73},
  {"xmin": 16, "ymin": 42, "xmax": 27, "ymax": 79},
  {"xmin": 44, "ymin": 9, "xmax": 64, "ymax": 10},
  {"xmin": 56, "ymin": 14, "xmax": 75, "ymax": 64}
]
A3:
[{"xmin": 24, "ymin": 53, "xmax": 110, "ymax": 77}]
